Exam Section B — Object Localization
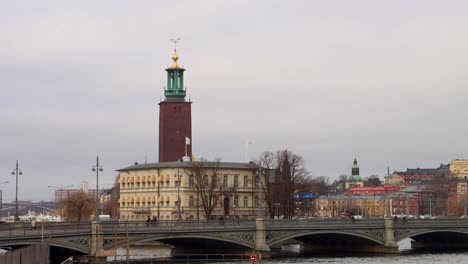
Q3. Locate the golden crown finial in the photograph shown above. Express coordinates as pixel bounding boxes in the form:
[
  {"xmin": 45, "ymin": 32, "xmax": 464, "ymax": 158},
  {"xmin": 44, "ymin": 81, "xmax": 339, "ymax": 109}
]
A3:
[{"xmin": 169, "ymin": 37, "xmax": 181, "ymax": 69}]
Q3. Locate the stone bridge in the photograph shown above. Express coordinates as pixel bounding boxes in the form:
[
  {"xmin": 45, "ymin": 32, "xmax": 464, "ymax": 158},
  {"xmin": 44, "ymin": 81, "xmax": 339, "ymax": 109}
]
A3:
[{"xmin": 0, "ymin": 217, "xmax": 467, "ymax": 258}]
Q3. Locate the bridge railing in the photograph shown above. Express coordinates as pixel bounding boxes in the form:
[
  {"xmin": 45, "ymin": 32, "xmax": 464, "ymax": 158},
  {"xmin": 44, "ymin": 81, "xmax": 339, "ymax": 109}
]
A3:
[
  {"xmin": 394, "ymin": 218, "xmax": 468, "ymax": 227},
  {"xmin": 265, "ymin": 218, "xmax": 386, "ymax": 229},
  {"xmin": 0, "ymin": 222, "xmax": 92, "ymax": 239},
  {"xmin": 100, "ymin": 219, "xmax": 256, "ymax": 233}
]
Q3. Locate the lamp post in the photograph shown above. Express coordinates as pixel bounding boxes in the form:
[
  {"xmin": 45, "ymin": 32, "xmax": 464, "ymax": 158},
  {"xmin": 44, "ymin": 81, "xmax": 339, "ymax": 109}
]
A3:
[
  {"xmin": 11, "ymin": 161, "xmax": 22, "ymax": 222},
  {"xmin": 176, "ymin": 160, "xmax": 183, "ymax": 220},
  {"xmin": 92, "ymin": 156, "xmax": 103, "ymax": 221},
  {"xmin": 48, "ymin": 185, "xmax": 74, "ymax": 221},
  {"xmin": 274, "ymin": 202, "xmax": 280, "ymax": 219},
  {"xmin": 0, "ymin": 181, "xmax": 9, "ymax": 222}
]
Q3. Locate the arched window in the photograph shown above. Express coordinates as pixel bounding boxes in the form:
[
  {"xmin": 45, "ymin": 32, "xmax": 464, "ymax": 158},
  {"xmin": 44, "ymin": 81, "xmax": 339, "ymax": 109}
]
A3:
[
  {"xmin": 254, "ymin": 197, "xmax": 259, "ymax": 207},
  {"xmin": 255, "ymin": 176, "xmax": 260, "ymax": 188},
  {"xmin": 243, "ymin": 196, "xmax": 248, "ymax": 207},
  {"xmin": 189, "ymin": 196, "xmax": 194, "ymax": 207},
  {"xmin": 244, "ymin": 176, "xmax": 248, "ymax": 188},
  {"xmin": 223, "ymin": 175, "xmax": 228, "ymax": 188},
  {"xmin": 234, "ymin": 195, "xmax": 239, "ymax": 207},
  {"xmin": 189, "ymin": 175, "xmax": 194, "ymax": 187},
  {"xmin": 234, "ymin": 175, "xmax": 238, "ymax": 188}
]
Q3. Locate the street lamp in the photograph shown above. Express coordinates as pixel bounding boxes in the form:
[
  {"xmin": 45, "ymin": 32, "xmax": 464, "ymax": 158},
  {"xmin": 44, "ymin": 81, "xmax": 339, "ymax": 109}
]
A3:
[
  {"xmin": 11, "ymin": 160, "xmax": 22, "ymax": 222},
  {"xmin": 0, "ymin": 181, "xmax": 9, "ymax": 222},
  {"xmin": 274, "ymin": 202, "xmax": 280, "ymax": 219},
  {"xmin": 176, "ymin": 159, "xmax": 183, "ymax": 220},
  {"xmin": 92, "ymin": 156, "xmax": 103, "ymax": 221},
  {"xmin": 48, "ymin": 185, "xmax": 74, "ymax": 221}
]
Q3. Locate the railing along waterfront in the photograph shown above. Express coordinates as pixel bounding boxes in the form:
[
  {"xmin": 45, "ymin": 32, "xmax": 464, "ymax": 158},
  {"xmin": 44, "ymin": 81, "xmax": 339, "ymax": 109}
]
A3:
[
  {"xmin": 100, "ymin": 219, "xmax": 257, "ymax": 233},
  {"xmin": 0, "ymin": 222, "xmax": 91, "ymax": 239},
  {"xmin": 0, "ymin": 217, "xmax": 467, "ymax": 240},
  {"xmin": 265, "ymin": 217, "xmax": 386, "ymax": 228}
]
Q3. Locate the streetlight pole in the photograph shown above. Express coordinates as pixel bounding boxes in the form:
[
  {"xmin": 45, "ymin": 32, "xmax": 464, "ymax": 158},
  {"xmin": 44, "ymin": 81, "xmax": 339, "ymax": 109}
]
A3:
[
  {"xmin": 92, "ymin": 156, "xmax": 103, "ymax": 221},
  {"xmin": 176, "ymin": 160, "xmax": 182, "ymax": 220},
  {"xmin": 0, "ymin": 181, "xmax": 9, "ymax": 222},
  {"xmin": 11, "ymin": 161, "xmax": 22, "ymax": 222},
  {"xmin": 48, "ymin": 185, "xmax": 74, "ymax": 221}
]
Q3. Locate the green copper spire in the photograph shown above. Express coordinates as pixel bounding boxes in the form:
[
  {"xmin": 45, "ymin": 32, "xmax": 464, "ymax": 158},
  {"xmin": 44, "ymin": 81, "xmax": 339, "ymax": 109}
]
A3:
[{"xmin": 164, "ymin": 39, "xmax": 186, "ymax": 98}]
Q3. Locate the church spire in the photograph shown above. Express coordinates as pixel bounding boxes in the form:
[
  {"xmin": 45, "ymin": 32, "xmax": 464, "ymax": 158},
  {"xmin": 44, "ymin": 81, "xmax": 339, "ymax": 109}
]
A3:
[{"xmin": 165, "ymin": 38, "xmax": 186, "ymax": 98}]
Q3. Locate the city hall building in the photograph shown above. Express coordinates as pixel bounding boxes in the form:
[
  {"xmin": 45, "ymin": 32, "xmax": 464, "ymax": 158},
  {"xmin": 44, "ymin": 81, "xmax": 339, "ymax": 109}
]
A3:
[{"xmin": 117, "ymin": 46, "xmax": 264, "ymax": 221}]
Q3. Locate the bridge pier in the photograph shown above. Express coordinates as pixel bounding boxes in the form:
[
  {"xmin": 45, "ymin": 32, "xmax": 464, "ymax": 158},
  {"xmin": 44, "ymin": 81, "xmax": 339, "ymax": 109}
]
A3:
[
  {"xmin": 90, "ymin": 221, "xmax": 107, "ymax": 264},
  {"xmin": 255, "ymin": 218, "xmax": 271, "ymax": 256},
  {"xmin": 383, "ymin": 216, "xmax": 398, "ymax": 253}
]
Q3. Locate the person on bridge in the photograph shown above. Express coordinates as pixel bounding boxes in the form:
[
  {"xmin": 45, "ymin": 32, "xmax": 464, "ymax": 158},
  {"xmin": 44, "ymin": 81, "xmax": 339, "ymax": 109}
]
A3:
[
  {"xmin": 146, "ymin": 216, "xmax": 151, "ymax": 227},
  {"xmin": 151, "ymin": 215, "xmax": 158, "ymax": 227}
]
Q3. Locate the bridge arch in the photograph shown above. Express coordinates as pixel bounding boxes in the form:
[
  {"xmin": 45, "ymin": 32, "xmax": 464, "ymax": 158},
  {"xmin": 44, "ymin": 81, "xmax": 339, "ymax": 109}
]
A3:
[
  {"xmin": 107, "ymin": 233, "xmax": 255, "ymax": 251},
  {"xmin": 268, "ymin": 230, "xmax": 385, "ymax": 248},
  {"xmin": 0, "ymin": 240, "xmax": 89, "ymax": 254},
  {"xmin": 396, "ymin": 229, "xmax": 468, "ymax": 242}
]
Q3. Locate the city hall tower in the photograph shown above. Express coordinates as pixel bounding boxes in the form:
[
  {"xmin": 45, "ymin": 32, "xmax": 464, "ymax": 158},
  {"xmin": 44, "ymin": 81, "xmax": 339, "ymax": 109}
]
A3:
[{"xmin": 158, "ymin": 45, "xmax": 192, "ymax": 162}]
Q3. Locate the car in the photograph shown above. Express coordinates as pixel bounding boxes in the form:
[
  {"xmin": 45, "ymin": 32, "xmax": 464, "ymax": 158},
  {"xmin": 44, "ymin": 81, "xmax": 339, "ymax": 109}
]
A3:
[{"xmin": 420, "ymin": 214, "xmax": 436, "ymax": 219}]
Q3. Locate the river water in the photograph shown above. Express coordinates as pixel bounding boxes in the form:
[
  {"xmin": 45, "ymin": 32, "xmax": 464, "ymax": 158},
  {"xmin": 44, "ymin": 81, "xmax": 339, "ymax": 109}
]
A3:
[{"xmin": 107, "ymin": 239, "xmax": 468, "ymax": 263}]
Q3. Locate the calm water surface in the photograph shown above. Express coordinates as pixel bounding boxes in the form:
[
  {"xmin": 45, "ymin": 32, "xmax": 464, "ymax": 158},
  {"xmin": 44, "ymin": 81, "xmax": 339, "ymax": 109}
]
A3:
[{"xmin": 108, "ymin": 239, "xmax": 468, "ymax": 263}]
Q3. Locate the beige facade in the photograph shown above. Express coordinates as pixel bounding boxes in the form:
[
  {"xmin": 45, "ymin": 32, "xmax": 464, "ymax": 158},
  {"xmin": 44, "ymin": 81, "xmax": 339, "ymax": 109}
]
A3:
[
  {"xmin": 450, "ymin": 159, "xmax": 468, "ymax": 179},
  {"xmin": 316, "ymin": 195, "xmax": 387, "ymax": 217},
  {"xmin": 385, "ymin": 173, "xmax": 405, "ymax": 187},
  {"xmin": 117, "ymin": 161, "xmax": 264, "ymax": 221}
]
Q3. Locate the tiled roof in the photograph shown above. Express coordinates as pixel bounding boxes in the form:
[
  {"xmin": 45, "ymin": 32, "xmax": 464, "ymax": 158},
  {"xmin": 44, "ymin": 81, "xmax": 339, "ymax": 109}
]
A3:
[{"xmin": 396, "ymin": 164, "xmax": 449, "ymax": 175}]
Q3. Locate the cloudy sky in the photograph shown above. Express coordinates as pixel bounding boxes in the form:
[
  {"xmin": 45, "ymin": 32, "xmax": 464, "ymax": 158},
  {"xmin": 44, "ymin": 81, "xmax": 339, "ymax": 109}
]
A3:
[{"xmin": 1, "ymin": 0, "xmax": 468, "ymax": 201}]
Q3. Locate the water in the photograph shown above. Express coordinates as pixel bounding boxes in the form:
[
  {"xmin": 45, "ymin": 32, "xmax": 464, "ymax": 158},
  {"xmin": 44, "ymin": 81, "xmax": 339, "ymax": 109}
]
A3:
[{"xmin": 107, "ymin": 239, "xmax": 468, "ymax": 263}]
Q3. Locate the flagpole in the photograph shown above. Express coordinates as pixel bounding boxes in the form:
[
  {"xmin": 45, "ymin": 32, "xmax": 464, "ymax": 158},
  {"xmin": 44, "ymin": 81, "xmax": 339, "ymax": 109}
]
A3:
[{"xmin": 185, "ymin": 136, "xmax": 189, "ymax": 160}]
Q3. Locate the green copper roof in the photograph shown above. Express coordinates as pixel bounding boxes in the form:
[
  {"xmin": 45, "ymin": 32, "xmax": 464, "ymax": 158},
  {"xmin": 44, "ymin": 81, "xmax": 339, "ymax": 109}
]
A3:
[
  {"xmin": 349, "ymin": 175, "xmax": 363, "ymax": 181},
  {"xmin": 164, "ymin": 51, "xmax": 186, "ymax": 98}
]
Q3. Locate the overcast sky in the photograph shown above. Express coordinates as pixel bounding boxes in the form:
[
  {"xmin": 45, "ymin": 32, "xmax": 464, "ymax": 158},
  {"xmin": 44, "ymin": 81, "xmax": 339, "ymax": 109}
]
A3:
[{"xmin": 1, "ymin": 0, "xmax": 468, "ymax": 201}]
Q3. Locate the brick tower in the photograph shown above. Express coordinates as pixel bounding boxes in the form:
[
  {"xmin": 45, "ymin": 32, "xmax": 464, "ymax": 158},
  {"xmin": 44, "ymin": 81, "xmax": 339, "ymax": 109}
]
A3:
[{"xmin": 158, "ymin": 47, "xmax": 192, "ymax": 162}]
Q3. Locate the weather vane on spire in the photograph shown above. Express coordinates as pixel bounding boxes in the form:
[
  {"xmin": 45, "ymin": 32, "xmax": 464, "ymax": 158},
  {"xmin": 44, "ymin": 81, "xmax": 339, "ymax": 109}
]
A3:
[{"xmin": 170, "ymin": 37, "xmax": 181, "ymax": 52}]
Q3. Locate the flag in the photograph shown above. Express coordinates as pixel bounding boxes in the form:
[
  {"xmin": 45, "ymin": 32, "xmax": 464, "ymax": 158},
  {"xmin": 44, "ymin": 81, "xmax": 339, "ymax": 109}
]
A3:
[{"xmin": 185, "ymin": 137, "xmax": 191, "ymax": 145}]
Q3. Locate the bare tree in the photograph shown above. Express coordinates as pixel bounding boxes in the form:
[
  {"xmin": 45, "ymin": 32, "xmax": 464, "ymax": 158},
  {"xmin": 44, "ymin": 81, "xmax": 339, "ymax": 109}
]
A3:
[
  {"xmin": 426, "ymin": 172, "xmax": 453, "ymax": 216},
  {"xmin": 306, "ymin": 176, "xmax": 330, "ymax": 197},
  {"xmin": 106, "ymin": 176, "xmax": 120, "ymax": 219},
  {"xmin": 257, "ymin": 150, "xmax": 309, "ymax": 219},
  {"xmin": 257, "ymin": 151, "xmax": 276, "ymax": 219},
  {"xmin": 184, "ymin": 159, "xmax": 234, "ymax": 219},
  {"xmin": 62, "ymin": 191, "xmax": 94, "ymax": 222},
  {"xmin": 364, "ymin": 175, "xmax": 382, "ymax": 187}
]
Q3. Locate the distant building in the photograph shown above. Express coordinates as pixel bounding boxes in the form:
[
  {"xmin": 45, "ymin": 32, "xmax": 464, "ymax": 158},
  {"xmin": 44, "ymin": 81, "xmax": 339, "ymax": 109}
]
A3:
[
  {"xmin": 395, "ymin": 164, "xmax": 449, "ymax": 185},
  {"xmin": 450, "ymin": 159, "xmax": 468, "ymax": 179},
  {"xmin": 346, "ymin": 185, "xmax": 400, "ymax": 196},
  {"xmin": 53, "ymin": 181, "xmax": 104, "ymax": 204},
  {"xmin": 385, "ymin": 173, "xmax": 405, "ymax": 187},
  {"xmin": 345, "ymin": 158, "xmax": 364, "ymax": 189},
  {"xmin": 315, "ymin": 194, "xmax": 386, "ymax": 217}
]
